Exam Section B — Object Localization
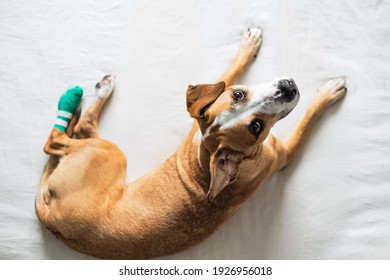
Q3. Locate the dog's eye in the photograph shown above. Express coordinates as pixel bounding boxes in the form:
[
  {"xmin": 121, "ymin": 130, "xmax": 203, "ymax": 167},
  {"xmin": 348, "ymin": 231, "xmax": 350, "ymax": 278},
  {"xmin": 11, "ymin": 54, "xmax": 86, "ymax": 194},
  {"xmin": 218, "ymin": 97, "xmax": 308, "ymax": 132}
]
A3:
[
  {"xmin": 232, "ymin": 90, "xmax": 245, "ymax": 101},
  {"xmin": 249, "ymin": 120, "xmax": 263, "ymax": 137}
]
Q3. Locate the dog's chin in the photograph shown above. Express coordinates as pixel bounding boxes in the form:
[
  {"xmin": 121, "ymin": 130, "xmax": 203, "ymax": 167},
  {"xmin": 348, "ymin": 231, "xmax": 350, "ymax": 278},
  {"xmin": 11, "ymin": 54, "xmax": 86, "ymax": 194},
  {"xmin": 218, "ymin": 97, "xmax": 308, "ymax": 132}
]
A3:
[
  {"xmin": 278, "ymin": 109, "xmax": 293, "ymax": 120},
  {"xmin": 277, "ymin": 93, "xmax": 300, "ymax": 120}
]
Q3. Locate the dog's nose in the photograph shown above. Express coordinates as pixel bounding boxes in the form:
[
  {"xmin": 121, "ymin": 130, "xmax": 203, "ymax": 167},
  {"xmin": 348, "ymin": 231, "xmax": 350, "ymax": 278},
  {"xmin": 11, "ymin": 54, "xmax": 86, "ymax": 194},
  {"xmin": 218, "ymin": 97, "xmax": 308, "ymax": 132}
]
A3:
[{"xmin": 277, "ymin": 79, "xmax": 298, "ymax": 101}]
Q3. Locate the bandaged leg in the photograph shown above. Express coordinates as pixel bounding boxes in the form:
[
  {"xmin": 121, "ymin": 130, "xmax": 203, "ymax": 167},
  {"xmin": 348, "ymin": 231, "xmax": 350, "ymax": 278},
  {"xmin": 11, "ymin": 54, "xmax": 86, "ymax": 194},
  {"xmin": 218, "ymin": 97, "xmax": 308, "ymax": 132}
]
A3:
[{"xmin": 54, "ymin": 86, "xmax": 84, "ymax": 133}]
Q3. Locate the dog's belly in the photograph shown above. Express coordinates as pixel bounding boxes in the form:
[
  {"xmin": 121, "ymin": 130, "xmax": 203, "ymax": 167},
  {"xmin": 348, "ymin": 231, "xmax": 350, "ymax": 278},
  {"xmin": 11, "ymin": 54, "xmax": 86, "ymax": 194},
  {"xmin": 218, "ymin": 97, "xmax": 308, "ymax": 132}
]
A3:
[{"xmin": 57, "ymin": 195, "xmax": 228, "ymax": 259}]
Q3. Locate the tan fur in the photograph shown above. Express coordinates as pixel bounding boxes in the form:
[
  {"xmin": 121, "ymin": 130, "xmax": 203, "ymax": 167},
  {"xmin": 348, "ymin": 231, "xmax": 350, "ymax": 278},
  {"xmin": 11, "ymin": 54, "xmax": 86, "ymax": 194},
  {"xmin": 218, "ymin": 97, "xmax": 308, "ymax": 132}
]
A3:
[{"xmin": 35, "ymin": 27, "xmax": 346, "ymax": 259}]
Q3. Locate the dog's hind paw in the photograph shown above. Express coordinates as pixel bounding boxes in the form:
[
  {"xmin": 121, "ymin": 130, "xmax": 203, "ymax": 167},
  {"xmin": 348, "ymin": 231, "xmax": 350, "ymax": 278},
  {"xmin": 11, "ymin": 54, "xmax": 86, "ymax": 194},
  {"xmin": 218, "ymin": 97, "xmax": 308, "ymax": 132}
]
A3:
[
  {"xmin": 54, "ymin": 86, "xmax": 83, "ymax": 133},
  {"xmin": 96, "ymin": 75, "xmax": 116, "ymax": 99}
]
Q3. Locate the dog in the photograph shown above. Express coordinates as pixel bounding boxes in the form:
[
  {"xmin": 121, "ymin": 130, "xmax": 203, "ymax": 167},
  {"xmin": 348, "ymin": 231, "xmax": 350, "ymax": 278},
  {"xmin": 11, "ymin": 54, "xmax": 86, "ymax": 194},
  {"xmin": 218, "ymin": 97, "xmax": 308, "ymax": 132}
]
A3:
[{"xmin": 36, "ymin": 27, "xmax": 347, "ymax": 259}]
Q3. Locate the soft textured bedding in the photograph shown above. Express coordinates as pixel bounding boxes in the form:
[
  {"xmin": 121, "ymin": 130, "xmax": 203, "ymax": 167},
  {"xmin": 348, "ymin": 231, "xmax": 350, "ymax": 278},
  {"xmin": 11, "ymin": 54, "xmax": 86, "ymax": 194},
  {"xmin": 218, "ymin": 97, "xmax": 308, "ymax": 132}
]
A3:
[{"xmin": 1, "ymin": 0, "xmax": 389, "ymax": 259}]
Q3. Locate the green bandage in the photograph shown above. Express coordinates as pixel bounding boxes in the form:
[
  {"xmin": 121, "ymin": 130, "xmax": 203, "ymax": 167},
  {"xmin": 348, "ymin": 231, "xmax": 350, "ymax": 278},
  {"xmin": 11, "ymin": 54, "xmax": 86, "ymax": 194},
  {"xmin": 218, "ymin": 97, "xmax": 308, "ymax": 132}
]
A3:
[{"xmin": 54, "ymin": 86, "xmax": 83, "ymax": 132}]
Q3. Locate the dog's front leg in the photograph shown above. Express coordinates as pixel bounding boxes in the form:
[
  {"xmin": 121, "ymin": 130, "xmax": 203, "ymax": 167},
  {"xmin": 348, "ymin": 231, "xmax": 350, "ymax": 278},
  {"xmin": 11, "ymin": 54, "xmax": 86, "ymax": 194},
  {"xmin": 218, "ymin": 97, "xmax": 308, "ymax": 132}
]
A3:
[
  {"xmin": 219, "ymin": 27, "xmax": 262, "ymax": 87},
  {"xmin": 275, "ymin": 77, "xmax": 347, "ymax": 169}
]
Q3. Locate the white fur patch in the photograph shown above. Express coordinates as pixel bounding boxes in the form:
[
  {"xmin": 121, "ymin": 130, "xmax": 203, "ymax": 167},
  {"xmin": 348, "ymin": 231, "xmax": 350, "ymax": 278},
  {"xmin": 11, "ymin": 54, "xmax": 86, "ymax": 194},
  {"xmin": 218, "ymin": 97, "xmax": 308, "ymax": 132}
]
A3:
[
  {"xmin": 195, "ymin": 129, "xmax": 203, "ymax": 168},
  {"xmin": 209, "ymin": 78, "xmax": 297, "ymax": 133},
  {"xmin": 97, "ymin": 88, "xmax": 109, "ymax": 99}
]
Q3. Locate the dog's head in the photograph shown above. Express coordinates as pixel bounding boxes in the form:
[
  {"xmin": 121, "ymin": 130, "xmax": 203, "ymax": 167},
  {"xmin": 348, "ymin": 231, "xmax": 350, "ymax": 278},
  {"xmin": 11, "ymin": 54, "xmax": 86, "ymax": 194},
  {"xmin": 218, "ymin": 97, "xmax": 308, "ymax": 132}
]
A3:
[{"xmin": 187, "ymin": 78, "xmax": 300, "ymax": 201}]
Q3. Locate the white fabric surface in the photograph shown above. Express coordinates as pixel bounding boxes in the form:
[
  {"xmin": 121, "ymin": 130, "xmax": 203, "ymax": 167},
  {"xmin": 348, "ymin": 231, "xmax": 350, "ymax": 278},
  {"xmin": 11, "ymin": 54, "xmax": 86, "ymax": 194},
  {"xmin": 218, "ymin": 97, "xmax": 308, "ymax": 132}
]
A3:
[{"xmin": 1, "ymin": 0, "xmax": 389, "ymax": 259}]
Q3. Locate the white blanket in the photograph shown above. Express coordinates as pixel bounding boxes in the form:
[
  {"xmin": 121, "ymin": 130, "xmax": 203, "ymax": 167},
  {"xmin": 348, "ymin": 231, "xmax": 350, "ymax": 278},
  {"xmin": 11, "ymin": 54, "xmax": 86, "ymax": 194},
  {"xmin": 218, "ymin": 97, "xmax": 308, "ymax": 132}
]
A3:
[{"xmin": 1, "ymin": 0, "xmax": 389, "ymax": 259}]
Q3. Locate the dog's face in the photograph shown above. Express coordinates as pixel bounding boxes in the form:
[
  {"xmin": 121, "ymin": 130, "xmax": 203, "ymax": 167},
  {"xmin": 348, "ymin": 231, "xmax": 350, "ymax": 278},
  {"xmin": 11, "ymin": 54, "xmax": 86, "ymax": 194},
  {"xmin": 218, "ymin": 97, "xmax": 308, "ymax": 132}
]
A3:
[{"xmin": 186, "ymin": 78, "xmax": 300, "ymax": 200}]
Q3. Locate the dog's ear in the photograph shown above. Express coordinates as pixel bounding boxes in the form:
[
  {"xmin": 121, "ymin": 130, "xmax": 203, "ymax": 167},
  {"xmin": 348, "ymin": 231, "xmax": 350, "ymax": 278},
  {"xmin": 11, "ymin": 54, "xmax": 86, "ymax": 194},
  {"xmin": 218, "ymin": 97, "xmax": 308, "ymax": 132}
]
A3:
[
  {"xmin": 207, "ymin": 148, "xmax": 244, "ymax": 201},
  {"xmin": 186, "ymin": 81, "xmax": 226, "ymax": 118}
]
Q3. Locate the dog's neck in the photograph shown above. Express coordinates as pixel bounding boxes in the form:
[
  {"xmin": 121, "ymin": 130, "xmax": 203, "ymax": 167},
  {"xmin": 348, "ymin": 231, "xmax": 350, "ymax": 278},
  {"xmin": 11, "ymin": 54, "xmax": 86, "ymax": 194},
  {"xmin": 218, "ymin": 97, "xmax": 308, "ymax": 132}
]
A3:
[
  {"xmin": 176, "ymin": 124, "xmax": 210, "ymax": 196},
  {"xmin": 176, "ymin": 123, "xmax": 263, "ymax": 206}
]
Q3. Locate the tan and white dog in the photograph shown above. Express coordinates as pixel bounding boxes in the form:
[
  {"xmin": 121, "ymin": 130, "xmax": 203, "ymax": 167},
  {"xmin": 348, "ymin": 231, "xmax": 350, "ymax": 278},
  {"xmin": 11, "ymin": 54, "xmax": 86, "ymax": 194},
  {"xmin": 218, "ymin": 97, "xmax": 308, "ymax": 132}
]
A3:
[{"xmin": 36, "ymin": 27, "xmax": 347, "ymax": 259}]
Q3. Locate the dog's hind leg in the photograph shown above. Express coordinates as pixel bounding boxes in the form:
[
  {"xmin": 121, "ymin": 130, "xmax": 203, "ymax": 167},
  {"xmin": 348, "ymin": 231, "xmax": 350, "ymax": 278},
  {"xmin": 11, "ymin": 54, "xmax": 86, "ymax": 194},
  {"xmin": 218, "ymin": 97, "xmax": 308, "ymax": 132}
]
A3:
[
  {"xmin": 65, "ymin": 108, "xmax": 81, "ymax": 137},
  {"xmin": 219, "ymin": 27, "xmax": 262, "ymax": 87},
  {"xmin": 36, "ymin": 128, "xmax": 79, "ymax": 221},
  {"xmin": 74, "ymin": 75, "xmax": 115, "ymax": 139}
]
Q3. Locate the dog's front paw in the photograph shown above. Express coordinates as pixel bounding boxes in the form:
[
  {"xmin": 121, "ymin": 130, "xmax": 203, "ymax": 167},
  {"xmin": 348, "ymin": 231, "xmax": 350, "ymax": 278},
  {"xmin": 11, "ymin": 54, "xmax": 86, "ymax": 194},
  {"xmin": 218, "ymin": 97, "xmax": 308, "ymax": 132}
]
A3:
[
  {"xmin": 239, "ymin": 26, "xmax": 262, "ymax": 62},
  {"xmin": 317, "ymin": 77, "xmax": 347, "ymax": 105},
  {"xmin": 96, "ymin": 75, "xmax": 116, "ymax": 99}
]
